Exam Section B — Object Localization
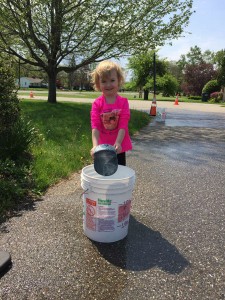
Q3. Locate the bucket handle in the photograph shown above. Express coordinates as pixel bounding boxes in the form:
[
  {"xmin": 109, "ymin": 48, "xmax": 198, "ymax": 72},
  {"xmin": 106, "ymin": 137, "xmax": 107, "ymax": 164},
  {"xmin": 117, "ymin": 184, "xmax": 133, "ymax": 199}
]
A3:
[{"xmin": 80, "ymin": 188, "xmax": 89, "ymax": 198}]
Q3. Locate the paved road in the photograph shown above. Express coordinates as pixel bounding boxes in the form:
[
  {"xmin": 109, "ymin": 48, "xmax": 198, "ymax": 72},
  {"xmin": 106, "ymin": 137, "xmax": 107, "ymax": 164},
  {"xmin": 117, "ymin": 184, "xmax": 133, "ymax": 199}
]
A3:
[{"xmin": 0, "ymin": 103, "xmax": 225, "ymax": 299}]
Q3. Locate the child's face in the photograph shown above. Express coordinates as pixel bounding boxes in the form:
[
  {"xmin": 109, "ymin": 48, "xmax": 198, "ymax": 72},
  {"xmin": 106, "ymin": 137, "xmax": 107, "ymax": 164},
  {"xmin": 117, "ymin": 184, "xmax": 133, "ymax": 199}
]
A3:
[{"xmin": 99, "ymin": 69, "xmax": 119, "ymax": 97}]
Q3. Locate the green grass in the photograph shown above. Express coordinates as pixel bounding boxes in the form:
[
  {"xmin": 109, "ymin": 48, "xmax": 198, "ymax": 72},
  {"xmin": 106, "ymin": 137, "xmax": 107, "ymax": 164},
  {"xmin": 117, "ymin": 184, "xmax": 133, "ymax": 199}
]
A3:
[
  {"xmin": 18, "ymin": 90, "xmax": 102, "ymax": 99},
  {"xmin": 18, "ymin": 89, "xmax": 204, "ymax": 102},
  {"xmin": 20, "ymin": 100, "xmax": 150, "ymax": 191}
]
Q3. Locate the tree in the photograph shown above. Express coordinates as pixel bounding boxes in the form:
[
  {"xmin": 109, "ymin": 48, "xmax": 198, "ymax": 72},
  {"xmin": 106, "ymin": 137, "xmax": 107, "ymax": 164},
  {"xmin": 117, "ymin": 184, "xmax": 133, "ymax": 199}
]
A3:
[
  {"xmin": 67, "ymin": 54, "xmax": 77, "ymax": 90},
  {"xmin": 167, "ymin": 60, "xmax": 183, "ymax": 92},
  {"xmin": 0, "ymin": 0, "xmax": 193, "ymax": 103},
  {"xmin": 213, "ymin": 49, "xmax": 225, "ymax": 68},
  {"xmin": 177, "ymin": 46, "xmax": 215, "ymax": 68},
  {"xmin": 128, "ymin": 51, "xmax": 167, "ymax": 100},
  {"xmin": 186, "ymin": 45, "xmax": 205, "ymax": 64},
  {"xmin": 182, "ymin": 63, "xmax": 217, "ymax": 96},
  {"xmin": 156, "ymin": 74, "xmax": 179, "ymax": 96},
  {"xmin": 217, "ymin": 53, "xmax": 225, "ymax": 102},
  {"xmin": 177, "ymin": 46, "xmax": 218, "ymax": 96}
]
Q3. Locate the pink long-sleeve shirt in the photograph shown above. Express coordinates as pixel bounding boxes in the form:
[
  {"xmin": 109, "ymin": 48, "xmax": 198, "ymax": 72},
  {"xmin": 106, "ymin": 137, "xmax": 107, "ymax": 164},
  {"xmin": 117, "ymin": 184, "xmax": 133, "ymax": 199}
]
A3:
[{"xmin": 91, "ymin": 94, "xmax": 132, "ymax": 152}]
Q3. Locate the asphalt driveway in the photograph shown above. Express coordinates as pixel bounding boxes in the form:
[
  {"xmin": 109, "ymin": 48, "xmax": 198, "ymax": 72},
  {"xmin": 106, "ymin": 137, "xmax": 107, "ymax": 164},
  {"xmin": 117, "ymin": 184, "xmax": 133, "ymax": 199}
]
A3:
[{"xmin": 0, "ymin": 103, "xmax": 225, "ymax": 299}]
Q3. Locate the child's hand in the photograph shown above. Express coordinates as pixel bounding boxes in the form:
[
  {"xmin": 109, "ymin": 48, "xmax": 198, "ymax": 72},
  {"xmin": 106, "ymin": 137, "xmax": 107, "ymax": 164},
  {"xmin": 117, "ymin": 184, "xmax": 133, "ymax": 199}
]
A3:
[
  {"xmin": 90, "ymin": 146, "xmax": 97, "ymax": 158},
  {"xmin": 114, "ymin": 143, "xmax": 122, "ymax": 154}
]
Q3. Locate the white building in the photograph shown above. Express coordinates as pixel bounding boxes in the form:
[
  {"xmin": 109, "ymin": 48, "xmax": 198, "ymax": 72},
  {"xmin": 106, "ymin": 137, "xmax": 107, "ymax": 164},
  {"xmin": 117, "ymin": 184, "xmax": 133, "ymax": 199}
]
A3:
[{"xmin": 16, "ymin": 77, "xmax": 47, "ymax": 88}]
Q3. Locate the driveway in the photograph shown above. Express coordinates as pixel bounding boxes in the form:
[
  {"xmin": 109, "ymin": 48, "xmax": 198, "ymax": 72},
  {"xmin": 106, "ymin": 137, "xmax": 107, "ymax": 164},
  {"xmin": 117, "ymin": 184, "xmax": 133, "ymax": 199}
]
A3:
[{"xmin": 0, "ymin": 102, "xmax": 225, "ymax": 299}]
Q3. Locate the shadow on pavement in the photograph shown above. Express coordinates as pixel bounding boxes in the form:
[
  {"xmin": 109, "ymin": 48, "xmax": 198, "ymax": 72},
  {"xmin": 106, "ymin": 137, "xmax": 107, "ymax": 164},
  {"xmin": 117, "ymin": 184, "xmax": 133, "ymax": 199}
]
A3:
[{"xmin": 92, "ymin": 215, "xmax": 189, "ymax": 274}]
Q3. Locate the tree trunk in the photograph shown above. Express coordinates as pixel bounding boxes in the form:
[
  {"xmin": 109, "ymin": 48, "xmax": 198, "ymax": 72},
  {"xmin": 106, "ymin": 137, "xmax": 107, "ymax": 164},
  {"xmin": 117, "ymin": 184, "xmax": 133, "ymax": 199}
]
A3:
[
  {"xmin": 222, "ymin": 86, "xmax": 225, "ymax": 102},
  {"xmin": 144, "ymin": 89, "xmax": 149, "ymax": 100},
  {"xmin": 48, "ymin": 71, "xmax": 57, "ymax": 103}
]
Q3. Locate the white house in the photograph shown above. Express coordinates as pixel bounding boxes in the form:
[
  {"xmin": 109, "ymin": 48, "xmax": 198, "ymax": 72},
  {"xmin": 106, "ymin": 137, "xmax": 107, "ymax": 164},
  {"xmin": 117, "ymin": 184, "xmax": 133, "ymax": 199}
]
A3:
[{"xmin": 16, "ymin": 77, "xmax": 47, "ymax": 88}]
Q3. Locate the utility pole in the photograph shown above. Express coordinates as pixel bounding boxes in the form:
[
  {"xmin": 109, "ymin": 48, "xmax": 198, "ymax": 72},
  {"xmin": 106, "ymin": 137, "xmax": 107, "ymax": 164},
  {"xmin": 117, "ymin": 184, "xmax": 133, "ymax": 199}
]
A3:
[
  {"xmin": 18, "ymin": 58, "xmax": 21, "ymax": 89},
  {"xmin": 150, "ymin": 51, "xmax": 157, "ymax": 116},
  {"xmin": 153, "ymin": 51, "xmax": 156, "ymax": 96}
]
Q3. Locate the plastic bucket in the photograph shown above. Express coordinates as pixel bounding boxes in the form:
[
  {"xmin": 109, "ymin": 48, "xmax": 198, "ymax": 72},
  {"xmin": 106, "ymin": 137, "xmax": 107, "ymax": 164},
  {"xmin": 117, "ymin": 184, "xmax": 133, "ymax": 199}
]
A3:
[
  {"xmin": 156, "ymin": 108, "xmax": 166, "ymax": 122},
  {"xmin": 81, "ymin": 164, "xmax": 136, "ymax": 243},
  {"xmin": 94, "ymin": 144, "xmax": 118, "ymax": 176}
]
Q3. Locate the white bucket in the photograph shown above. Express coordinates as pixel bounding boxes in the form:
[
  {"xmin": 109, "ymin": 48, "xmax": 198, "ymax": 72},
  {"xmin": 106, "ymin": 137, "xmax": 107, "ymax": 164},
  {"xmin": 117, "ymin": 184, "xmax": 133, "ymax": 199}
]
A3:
[
  {"xmin": 81, "ymin": 164, "xmax": 136, "ymax": 243},
  {"xmin": 156, "ymin": 108, "xmax": 166, "ymax": 122}
]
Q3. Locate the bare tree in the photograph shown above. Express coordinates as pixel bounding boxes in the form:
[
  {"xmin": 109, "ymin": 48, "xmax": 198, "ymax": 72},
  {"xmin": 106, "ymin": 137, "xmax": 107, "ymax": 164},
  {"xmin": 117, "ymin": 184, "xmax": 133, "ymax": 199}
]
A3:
[{"xmin": 0, "ymin": 0, "xmax": 193, "ymax": 103}]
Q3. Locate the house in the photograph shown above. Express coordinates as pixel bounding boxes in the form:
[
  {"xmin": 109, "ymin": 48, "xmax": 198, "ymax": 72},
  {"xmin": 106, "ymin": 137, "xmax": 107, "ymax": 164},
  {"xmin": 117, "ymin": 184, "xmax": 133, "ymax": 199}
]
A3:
[{"xmin": 16, "ymin": 77, "xmax": 47, "ymax": 88}]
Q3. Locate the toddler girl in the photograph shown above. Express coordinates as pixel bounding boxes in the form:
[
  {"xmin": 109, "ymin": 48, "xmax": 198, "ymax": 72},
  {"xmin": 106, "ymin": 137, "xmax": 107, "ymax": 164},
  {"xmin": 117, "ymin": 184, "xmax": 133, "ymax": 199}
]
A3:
[{"xmin": 90, "ymin": 60, "xmax": 132, "ymax": 166}]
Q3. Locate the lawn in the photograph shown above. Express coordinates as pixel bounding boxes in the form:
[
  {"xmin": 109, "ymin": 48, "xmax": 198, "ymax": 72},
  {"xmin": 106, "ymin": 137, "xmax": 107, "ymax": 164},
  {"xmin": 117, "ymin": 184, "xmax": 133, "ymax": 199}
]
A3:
[
  {"xmin": 18, "ymin": 89, "xmax": 203, "ymax": 102},
  {"xmin": 20, "ymin": 100, "xmax": 151, "ymax": 191}
]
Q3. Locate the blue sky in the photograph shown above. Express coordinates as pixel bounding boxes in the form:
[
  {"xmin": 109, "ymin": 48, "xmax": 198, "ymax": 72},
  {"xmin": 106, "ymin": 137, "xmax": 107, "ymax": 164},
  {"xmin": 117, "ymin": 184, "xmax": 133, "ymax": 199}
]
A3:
[{"xmin": 158, "ymin": 0, "xmax": 225, "ymax": 61}]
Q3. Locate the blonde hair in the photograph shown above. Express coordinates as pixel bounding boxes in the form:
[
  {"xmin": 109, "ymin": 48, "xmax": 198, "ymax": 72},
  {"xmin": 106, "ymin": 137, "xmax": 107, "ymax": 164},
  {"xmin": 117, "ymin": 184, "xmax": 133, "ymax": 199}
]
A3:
[{"xmin": 91, "ymin": 60, "xmax": 125, "ymax": 91}]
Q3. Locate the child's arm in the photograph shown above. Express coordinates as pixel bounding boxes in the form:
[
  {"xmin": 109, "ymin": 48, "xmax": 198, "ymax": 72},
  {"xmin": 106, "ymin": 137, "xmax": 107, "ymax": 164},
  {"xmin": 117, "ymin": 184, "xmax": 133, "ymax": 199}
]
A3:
[
  {"xmin": 114, "ymin": 128, "xmax": 125, "ymax": 153},
  {"xmin": 90, "ymin": 128, "xmax": 100, "ymax": 157}
]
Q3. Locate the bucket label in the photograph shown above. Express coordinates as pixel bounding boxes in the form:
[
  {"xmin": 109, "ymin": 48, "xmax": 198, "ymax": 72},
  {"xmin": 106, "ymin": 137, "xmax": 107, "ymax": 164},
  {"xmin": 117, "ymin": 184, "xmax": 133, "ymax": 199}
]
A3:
[
  {"xmin": 98, "ymin": 219, "xmax": 115, "ymax": 232},
  {"xmin": 85, "ymin": 197, "xmax": 131, "ymax": 233},
  {"xmin": 118, "ymin": 200, "xmax": 131, "ymax": 223},
  {"xmin": 85, "ymin": 197, "xmax": 117, "ymax": 232},
  {"xmin": 86, "ymin": 198, "xmax": 96, "ymax": 207},
  {"xmin": 97, "ymin": 199, "xmax": 116, "ymax": 232},
  {"xmin": 86, "ymin": 198, "xmax": 97, "ymax": 231},
  {"xmin": 98, "ymin": 199, "xmax": 112, "ymax": 205},
  {"xmin": 98, "ymin": 206, "xmax": 116, "ymax": 218}
]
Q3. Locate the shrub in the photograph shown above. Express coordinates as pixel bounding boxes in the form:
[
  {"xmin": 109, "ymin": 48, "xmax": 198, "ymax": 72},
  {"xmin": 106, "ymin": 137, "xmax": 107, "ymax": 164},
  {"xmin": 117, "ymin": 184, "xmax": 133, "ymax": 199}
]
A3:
[
  {"xmin": 0, "ymin": 62, "xmax": 38, "ymax": 160},
  {"xmin": 0, "ymin": 159, "xmax": 35, "ymax": 215},
  {"xmin": 0, "ymin": 117, "xmax": 39, "ymax": 160},
  {"xmin": 202, "ymin": 79, "xmax": 220, "ymax": 95},
  {"xmin": 0, "ymin": 61, "xmax": 38, "ymax": 219},
  {"xmin": 209, "ymin": 92, "xmax": 223, "ymax": 103},
  {"xmin": 0, "ymin": 62, "xmax": 20, "ymax": 132},
  {"xmin": 188, "ymin": 95, "xmax": 202, "ymax": 100}
]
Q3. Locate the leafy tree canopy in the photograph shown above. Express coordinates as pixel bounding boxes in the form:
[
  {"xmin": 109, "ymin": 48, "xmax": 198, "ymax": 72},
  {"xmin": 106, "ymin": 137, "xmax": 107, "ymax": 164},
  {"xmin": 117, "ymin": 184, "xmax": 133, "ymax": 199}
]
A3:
[
  {"xmin": 0, "ymin": 0, "xmax": 193, "ymax": 103},
  {"xmin": 182, "ymin": 63, "xmax": 217, "ymax": 96},
  {"xmin": 128, "ymin": 50, "xmax": 168, "ymax": 97},
  {"xmin": 217, "ymin": 55, "xmax": 225, "ymax": 88},
  {"xmin": 129, "ymin": 51, "xmax": 161, "ymax": 82},
  {"xmin": 176, "ymin": 46, "xmax": 224, "ymax": 96},
  {"xmin": 213, "ymin": 49, "xmax": 225, "ymax": 68},
  {"xmin": 155, "ymin": 73, "xmax": 179, "ymax": 96},
  {"xmin": 177, "ymin": 45, "xmax": 215, "ymax": 70},
  {"xmin": 128, "ymin": 51, "xmax": 179, "ymax": 98}
]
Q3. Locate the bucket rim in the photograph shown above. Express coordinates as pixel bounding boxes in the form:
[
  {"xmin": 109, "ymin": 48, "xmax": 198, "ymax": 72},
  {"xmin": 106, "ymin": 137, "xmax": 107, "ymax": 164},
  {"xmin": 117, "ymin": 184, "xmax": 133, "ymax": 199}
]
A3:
[{"xmin": 82, "ymin": 164, "xmax": 135, "ymax": 181}]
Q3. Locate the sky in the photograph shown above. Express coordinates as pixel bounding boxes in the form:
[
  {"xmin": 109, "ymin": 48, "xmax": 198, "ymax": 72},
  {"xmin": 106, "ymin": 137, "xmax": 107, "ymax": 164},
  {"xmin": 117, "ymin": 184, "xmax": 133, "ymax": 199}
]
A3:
[
  {"xmin": 158, "ymin": 0, "xmax": 225, "ymax": 61},
  {"xmin": 117, "ymin": 0, "xmax": 225, "ymax": 71}
]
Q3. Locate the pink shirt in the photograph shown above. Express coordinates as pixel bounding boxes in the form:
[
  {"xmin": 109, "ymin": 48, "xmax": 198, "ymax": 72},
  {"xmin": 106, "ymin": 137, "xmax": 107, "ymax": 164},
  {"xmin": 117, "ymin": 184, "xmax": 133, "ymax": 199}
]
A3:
[{"xmin": 91, "ymin": 94, "xmax": 132, "ymax": 152}]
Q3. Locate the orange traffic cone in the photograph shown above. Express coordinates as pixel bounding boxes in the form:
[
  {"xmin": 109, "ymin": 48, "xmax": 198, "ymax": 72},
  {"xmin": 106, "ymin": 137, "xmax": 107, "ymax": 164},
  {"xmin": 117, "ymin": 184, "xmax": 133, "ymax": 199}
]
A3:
[
  {"xmin": 29, "ymin": 91, "xmax": 34, "ymax": 98},
  {"xmin": 150, "ymin": 95, "xmax": 157, "ymax": 116},
  {"xmin": 174, "ymin": 95, "xmax": 179, "ymax": 105}
]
